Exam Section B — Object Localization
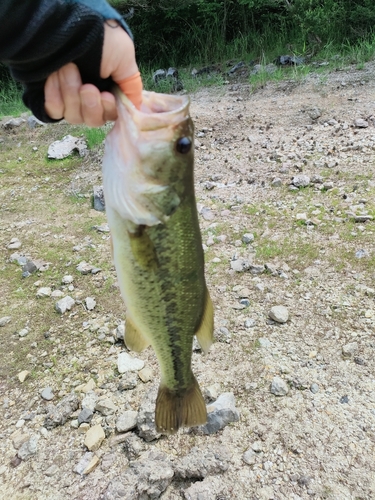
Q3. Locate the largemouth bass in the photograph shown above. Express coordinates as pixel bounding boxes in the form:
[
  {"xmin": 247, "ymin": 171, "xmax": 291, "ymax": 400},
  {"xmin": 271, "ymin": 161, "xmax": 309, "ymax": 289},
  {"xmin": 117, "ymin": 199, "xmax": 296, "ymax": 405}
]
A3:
[{"xmin": 102, "ymin": 89, "xmax": 214, "ymax": 434}]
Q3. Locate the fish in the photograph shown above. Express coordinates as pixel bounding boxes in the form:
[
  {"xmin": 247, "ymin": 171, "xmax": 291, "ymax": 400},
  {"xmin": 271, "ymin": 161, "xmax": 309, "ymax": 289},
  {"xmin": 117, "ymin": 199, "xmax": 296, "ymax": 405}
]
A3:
[{"xmin": 102, "ymin": 88, "xmax": 214, "ymax": 434}]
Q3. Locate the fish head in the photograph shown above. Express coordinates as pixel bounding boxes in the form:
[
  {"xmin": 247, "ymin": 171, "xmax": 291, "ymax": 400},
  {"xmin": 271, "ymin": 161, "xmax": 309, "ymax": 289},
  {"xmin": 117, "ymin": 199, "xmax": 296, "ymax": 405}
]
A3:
[{"xmin": 102, "ymin": 89, "xmax": 194, "ymax": 226}]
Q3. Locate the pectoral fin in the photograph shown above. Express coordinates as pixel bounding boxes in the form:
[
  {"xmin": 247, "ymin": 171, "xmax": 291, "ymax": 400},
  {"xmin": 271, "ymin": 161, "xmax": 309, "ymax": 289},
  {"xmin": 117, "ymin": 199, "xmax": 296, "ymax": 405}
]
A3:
[
  {"xmin": 195, "ymin": 287, "xmax": 214, "ymax": 354},
  {"xmin": 125, "ymin": 315, "xmax": 150, "ymax": 352}
]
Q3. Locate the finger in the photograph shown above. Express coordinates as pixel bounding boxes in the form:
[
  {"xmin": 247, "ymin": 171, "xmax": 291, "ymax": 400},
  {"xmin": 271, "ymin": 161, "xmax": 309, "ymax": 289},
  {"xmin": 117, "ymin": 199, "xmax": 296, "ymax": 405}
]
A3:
[
  {"xmin": 44, "ymin": 71, "xmax": 64, "ymax": 120},
  {"xmin": 58, "ymin": 63, "xmax": 83, "ymax": 124},
  {"xmin": 101, "ymin": 91, "xmax": 117, "ymax": 122},
  {"xmin": 80, "ymin": 84, "xmax": 105, "ymax": 127}
]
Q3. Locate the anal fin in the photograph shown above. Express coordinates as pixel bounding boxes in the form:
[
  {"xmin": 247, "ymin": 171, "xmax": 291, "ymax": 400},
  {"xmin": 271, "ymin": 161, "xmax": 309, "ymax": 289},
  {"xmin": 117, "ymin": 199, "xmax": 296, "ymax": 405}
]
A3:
[
  {"xmin": 195, "ymin": 287, "xmax": 214, "ymax": 354},
  {"xmin": 125, "ymin": 315, "xmax": 150, "ymax": 352},
  {"xmin": 155, "ymin": 375, "xmax": 207, "ymax": 434}
]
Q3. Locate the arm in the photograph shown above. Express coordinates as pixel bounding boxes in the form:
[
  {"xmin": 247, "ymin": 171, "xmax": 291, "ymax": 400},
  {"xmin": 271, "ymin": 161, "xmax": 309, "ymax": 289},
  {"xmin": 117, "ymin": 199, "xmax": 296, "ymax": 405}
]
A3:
[{"xmin": 0, "ymin": 0, "xmax": 140, "ymax": 124}]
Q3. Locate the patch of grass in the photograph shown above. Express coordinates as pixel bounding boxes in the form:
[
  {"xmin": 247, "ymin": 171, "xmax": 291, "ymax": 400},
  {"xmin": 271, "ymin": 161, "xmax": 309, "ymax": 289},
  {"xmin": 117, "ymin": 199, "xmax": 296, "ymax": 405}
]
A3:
[
  {"xmin": 81, "ymin": 127, "xmax": 107, "ymax": 149},
  {"xmin": 0, "ymin": 78, "xmax": 27, "ymax": 117}
]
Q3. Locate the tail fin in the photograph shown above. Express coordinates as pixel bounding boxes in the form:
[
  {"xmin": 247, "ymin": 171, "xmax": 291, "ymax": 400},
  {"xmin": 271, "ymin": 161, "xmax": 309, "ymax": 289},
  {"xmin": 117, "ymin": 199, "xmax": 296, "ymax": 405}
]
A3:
[{"xmin": 155, "ymin": 376, "xmax": 207, "ymax": 434}]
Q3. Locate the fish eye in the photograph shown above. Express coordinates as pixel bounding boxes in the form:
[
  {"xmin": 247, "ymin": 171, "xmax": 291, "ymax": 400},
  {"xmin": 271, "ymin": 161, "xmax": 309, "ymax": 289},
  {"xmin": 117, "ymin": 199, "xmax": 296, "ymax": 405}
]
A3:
[{"xmin": 176, "ymin": 137, "xmax": 192, "ymax": 154}]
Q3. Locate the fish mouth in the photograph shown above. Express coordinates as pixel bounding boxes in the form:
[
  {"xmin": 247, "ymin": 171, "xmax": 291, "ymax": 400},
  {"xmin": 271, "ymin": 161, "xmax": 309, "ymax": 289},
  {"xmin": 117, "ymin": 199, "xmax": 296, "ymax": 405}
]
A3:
[{"xmin": 114, "ymin": 88, "xmax": 190, "ymax": 132}]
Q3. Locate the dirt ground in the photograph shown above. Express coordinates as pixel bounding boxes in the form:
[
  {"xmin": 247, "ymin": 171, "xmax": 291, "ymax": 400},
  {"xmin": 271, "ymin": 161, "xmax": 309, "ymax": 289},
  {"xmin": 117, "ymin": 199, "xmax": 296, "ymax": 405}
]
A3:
[{"xmin": 0, "ymin": 61, "xmax": 375, "ymax": 500}]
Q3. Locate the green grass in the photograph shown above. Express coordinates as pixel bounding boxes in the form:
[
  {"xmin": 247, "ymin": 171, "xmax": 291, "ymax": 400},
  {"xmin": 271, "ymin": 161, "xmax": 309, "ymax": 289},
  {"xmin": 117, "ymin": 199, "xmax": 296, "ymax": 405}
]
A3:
[{"xmin": 0, "ymin": 79, "xmax": 27, "ymax": 117}]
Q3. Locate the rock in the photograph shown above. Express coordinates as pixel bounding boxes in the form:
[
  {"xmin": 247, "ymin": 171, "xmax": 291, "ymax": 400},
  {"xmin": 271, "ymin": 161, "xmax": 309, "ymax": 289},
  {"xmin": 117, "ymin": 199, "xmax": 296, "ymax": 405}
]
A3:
[
  {"xmin": 48, "ymin": 135, "xmax": 87, "ymax": 159},
  {"xmin": 242, "ymin": 233, "xmax": 254, "ymax": 244},
  {"xmin": 152, "ymin": 69, "xmax": 167, "ymax": 84},
  {"xmin": 95, "ymin": 398, "xmax": 117, "ymax": 416},
  {"xmin": 7, "ymin": 238, "xmax": 21, "ymax": 250},
  {"xmin": 269, "ymin": 305, "xmax": 289, "ymax": 323},
  {"xmin": 258, "ymin": 486, "xmax": 275, "ymax": 499},
  {"xmin": 93, "ymin": 185, "xmax": 106, "ymax": 212},
  {"xmin": 51, "ymin": 290, "xmax": 64, "ymax": 298},
  {"xmin": 17, "ymin": 434, "xmax": 39, "ymax": 460},
  {"xmin": 271, "ymin": 177, "xmax": 282, "ymax": 187},
  {"xmin": 117, "ymin": 352, "xmax": 145, "ymax": 373},
  {"xmin": 78, "ymin": 408, "xmax": 94, "ymax": 424},
  {"xmin": 199, "ymin": 392, "xmax": 240, "ymax": 435},
  {"xmin": 183, "ymin": 476, "xmax": 229, "ymax": 500},
  {"xmin": 354, "ymin": 118, "xmax": 368, "ymax": 128},
  {"xmin": 137, "ymin": 389, "xmax": 161, "ymax": 442},
  {"xmin": 242, "ymin": 449, "xmax": 257, "ymax": 465},
  {"xmin": 2, "ymin": 117, "xmax": 26, "ymax": 129},
  {"xmin": 76, "ymin": 261, "xmax": 94, "ymax": 274},
  {"xmin": 201, "ymin": 207, "xmax": 214, "ymax": 221},
  {"xmin": 342, "ymin": 342, "xmax": 358, "ymax": 357},
  {"xmin": 244, "ymin": 318, "xmax": 256, "ymax": 328},
  {"xmin": 27, "ymin": 115, "xmax": 46, "ymax": 128},
  {"xmin": 308, "ymin": 107, "xmax": 321, "ymax": 120},
  {"xmin": 44, "ymin": 464, "xmax": 59, "ymax": 477},
  {"xmin": 115, "ymin": 323, "xmax": 125, "ymax": 340},
  {"xmin": 85, "ymin": 297, "xmax": 96, "ymax": 311},
  {"xmin": 174, "ymin": 446, "xmax": 230, "ymax": 479},
  {"xmin": 36, "ymin": 287, "xmax": 52, "ymax": 298},
  {"xmin": 292, "ymin": 175, "xmax": 310, "ymax": 188},
  {"xmin": 84, "ymin": 424, "xmax": 105, "ymax": 451},
  {"xmin": 355, "ymin": 249, "xmax": 369, "ymax": 259},
  {"xmin": 230, "ymin": 258, "xmax": 251, "ymax": 272},
  {"xmin": 118, "ymin": 372, "xmax": 138, "ymax": 391},
  {"xmin": 258, "ymin": 337, "xmax": 271, "ymax": 348},
  {"xmin": 270, "ymin": 376, "xmax": 289, "ymax": 396},
  {"xmin": 41, "ymin": 387, "xmax": 54, "ymax": 401},
  {"xmin": 12, "ymin": 432, "xmax": 31, "ymax": 450},
  {"xmin": 44, "ymin": 392, "xmax": 80, "ymax": 429},
  {"xmin": 122, "ymin": 433, "xmax": 147, "ymax": 460},
  {"xmin": 75, "ymin": 452, "xmax": 100, "ymax": 475},
  {"xmin": 18, "ymin": 370, "xmax": 30, "ymax": 383},
  {"xmin": 81, "ymin": 390, "xmax": 98, "ymax": 413},
  {"xmin": 310, "ymin": 383, "xmax": 319, "ymax": 394},
  {"xmin": 79, "ymin": 379, "xmax": 97, "ymax": 394},
  {"xmin": 62, "ymin": 275, "xmax": 73, "ymax": 284},
  {"xmin": 18, "ymin": 328, "xmax": 29, "ymax": 338},
  {"xmin": 0, "ymin": 316, "xmax": 11, "ymax": 327},
  {"xmin": 138, "ymin": 367, "xmax": 153, "ymax": 383},
  {"xmin": 116, "ymin": 411, "xmax": 138, "ymax": 433},
  {"xmin": 103, "ymin": 450, "xmax": 173, "ymax": 500},
  {"xmin": 55, "ymin": 296, "xmax": 75, "ymax": 314}
]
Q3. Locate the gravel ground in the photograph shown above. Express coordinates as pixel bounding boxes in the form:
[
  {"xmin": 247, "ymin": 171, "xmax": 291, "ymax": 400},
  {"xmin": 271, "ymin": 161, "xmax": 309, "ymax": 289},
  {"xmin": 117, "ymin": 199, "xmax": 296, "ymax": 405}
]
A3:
[{"xmin": 0, "ymin": 61, "xmax": 375, "ymax": 500}]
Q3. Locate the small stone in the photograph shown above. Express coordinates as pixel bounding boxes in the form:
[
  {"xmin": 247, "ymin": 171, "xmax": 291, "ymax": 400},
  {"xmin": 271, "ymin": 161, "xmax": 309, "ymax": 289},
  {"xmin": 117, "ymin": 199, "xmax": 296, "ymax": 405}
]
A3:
[
  {"xmin": 78, "ymin": 408, "xmax": 94, "ymax": 424},
  {"xmin": 27, "ymin": 115, "xmax": 46, "ymax": 129},
  {"xmin": 55, "ymin": 296, "xmax": 75, "ymax": 314},
  {"xmin": 242, "ymin": 449, "xmax": 257, "ymax": 465},
  {"xmin": 81, "ymin": 391, "xmax": 98, "ymax": 411},
  {"xmin": 12, "ymin": 432, "xmax": 31, "ymax": 450},
  {"xmin": 36, "ymin": 287, "xmax": 52, "ymax": 298},
  {"xmin": 22, "ymin": 260, "xmax": 37, "ymax": 274},
  {"xmin": 118, "ymin": 373, "xmax": 138, "ymax": 391},
  {"xmin": 51, "ymin": 290, "xmax": 64, "ymax": 298},
  {"xmin": 310, "ymin": 383, "xmax": 319, "ymax": 394},
  {"xmin": 252, "ymin": 440, "xmax": 263, "ymax": 452},
  {"xmin": 242, "ymin": 233, "xmax": 254, "ymax": 244},
  {"xmin": 95, "ymin": 398, "xmax": 117, "ymax": 416},
  {"xmin": 17, "ymin": 434, "xmax": 39, "ymax": 460},
  {"xmin": 79, "ymin": 379, "xmax": 97, "ymax": 394},
  {"xmin": 342, "ymin": 342, "xmax": 358, "ymax": 357},
  {"xmin": 48, "ymin": 134, "xmax": 86, "ymax": 159},
  {"xmin": 78, "ymin": 423, "xmax": 90, "ymax": 434},
  {"xmin": 44, "ymin": 464, "xmax": 59, "ymax": 477},
  {"xmin": 292, "ymin": 175, "xmax": 310, "ymax": 188},
  {"xmin": 76, "ymin": 261, "xmax": 94, "ymax": 274},
  {"xmin": 308, "ymin": 107, "xmax": 321, "ymax": 120},
  {"xmin": 44, "ymin": 392, "xmax": 80, "ymax": 429},
  {"xmin": 340, "ymin": 395, "xmax": 349, "ymax": 404},
  {"xmin": 0, "ymin": 316, "xmax": 11, "ymax": 327},
  {"xmin": 85, "ymin": 297, "xmax": 96, "ymax": 310},
  {"xmin": 93, "ymin": 185, "xmax": 105, "ymax": 212},
  {"xmin": 199, "ymin": 392, "xmax": 240, "ymax": 435},
  {"xmin": 258, "ymin": 337, "xmax": 271, "ymax": 348},
  {"xmin": 115, "ymin": 323, "xmax": 125, "ymax": 340},
  {"xmin": 84, "ymin": 425, "xmax": 105, "ymax": 451},
  {"xmin": 18, "ymin": 328, "xmax": 29, "ymax": 338},
  {"xmin": 271, "ymin": 177, "xmax": 282, "ymax": 187},
  {"xmin": 116, "ymin": 411, "xmax": 138, "ymax": 433},
  {"xmin": 354, "ymin": 118, "xmax": 368, "ymax": 128},
  {"xmin": 75, "ymin": 452, "xmax": 97, "ymax": 475},
  {"xmin": 7, "ymin": 238, "xmax": 22, "ymax": 250},
  {"xmin": 269, "ymin": 305, "xmax": 289, "ymax": 323},
  {"xmin": 230, "ymin": 258, "xmax": 251, "ymax": 272},
  {"xmin": 270, "ymin": 376, "xmax": 289, "ymax": 396},
  {"xmin": 117, "ymin": 352, "xmax": 145, "ymax": 373},
  {"xmin": 138, "ymin": 367, "xmax": 153, "ymax": 383},
  {"xmin": 18, "ymin": 370, "xmax": 30, "ymax": 383},
  {"xmin": 62, "ymin": 275, "xmax": 73, "ymax": 284},
  {"xmin": 244, "ymin": 318, "xmax": 256, "ymax": 328},
  {"xmin": 83, "ymin": 455, "xmax": 100, "ymax": 474},
  {"xmin": 41, "ymin": 387, "xmax": 54, "ymax": 401}
]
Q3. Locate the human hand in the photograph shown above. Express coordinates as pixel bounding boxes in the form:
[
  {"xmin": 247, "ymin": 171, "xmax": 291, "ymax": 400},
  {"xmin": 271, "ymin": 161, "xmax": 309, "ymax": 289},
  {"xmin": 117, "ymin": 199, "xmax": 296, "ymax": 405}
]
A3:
[{"xmin": 44, "ymin": 21, "xmax": 142, "ymax": 126}]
